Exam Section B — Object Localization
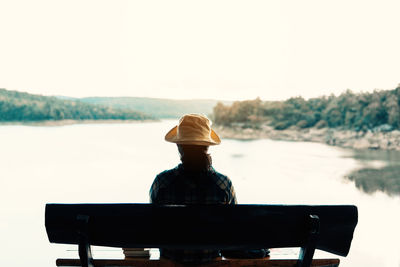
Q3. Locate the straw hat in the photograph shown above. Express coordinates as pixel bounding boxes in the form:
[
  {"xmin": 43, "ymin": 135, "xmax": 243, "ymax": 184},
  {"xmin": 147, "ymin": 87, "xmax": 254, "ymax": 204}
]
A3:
[{"xmin": 165, "ymin": 114, "xmax": 221, "ymax": 146}]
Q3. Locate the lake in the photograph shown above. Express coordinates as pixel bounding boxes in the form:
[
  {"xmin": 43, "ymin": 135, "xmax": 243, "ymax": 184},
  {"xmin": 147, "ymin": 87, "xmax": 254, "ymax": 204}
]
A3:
[{"xmin": 0, "ymin": 120, "xmax": 399, "ymax": 267}]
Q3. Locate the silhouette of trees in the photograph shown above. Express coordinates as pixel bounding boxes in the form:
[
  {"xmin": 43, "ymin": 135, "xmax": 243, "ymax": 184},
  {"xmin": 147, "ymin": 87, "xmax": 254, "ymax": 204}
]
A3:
[
  {"xmin": 0, "ymin": 89, "xmax": 151, "ymax": 121},
  {"xmin": 213, "ymin": 86, "xmax": 400, "ymax": 130},
  {"xmin": 213, "ymin": 98, "xmax": 263, "ymax": 126}
]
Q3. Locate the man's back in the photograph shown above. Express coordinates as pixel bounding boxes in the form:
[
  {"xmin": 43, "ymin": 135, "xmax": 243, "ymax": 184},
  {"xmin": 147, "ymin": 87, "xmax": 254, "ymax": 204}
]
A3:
[
  {"xmin": 150, "ymin": 164, "xmax": 236, "ymax": 205},
  {"xmin": 150, "ymin": 163, "xmax": 236, "ymax": 263}
]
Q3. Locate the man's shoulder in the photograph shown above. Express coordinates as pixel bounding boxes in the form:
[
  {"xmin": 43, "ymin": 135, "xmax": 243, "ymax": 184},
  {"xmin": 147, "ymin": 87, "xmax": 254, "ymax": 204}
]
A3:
[
  {"xmin": 209, "ymin": 168, "xmax": 233, "ymax": 189},
  {"xmin": 210, "ymin": 168, "xmax": 229, "ymax": 180},
  {"xmin": 208, "ymin": 168, "xmax": 237, "ymax": 204},
  {"xmin": 153, "ymin": 165, "xmax": 181, "ymax": 188},
  {"xmin": 150, "ymin": 166, "xmax": 181, "ymax": 199},
  {"xmin": 156, "ymin": 165, "xmax": 181, "ymax": 179}
]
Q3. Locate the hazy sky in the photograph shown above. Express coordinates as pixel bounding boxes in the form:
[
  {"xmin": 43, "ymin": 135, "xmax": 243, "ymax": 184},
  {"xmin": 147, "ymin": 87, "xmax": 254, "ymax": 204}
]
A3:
[{"xmin": 0, "ymin": 0, "xmax": 399, "ymax": 100}]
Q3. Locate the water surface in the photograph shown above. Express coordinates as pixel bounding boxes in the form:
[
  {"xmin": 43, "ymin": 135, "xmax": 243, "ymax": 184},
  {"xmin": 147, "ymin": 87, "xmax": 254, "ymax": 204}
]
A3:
[{"xmin": 0, "ymin": 121, "xmax": 399, "ymax": 267}]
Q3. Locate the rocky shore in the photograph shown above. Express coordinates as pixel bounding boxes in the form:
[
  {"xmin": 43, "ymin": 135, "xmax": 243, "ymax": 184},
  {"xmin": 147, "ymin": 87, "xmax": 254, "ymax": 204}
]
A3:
[{"xmin": 214, "ymin": 124, "xmax": 400, "ymax": 151}]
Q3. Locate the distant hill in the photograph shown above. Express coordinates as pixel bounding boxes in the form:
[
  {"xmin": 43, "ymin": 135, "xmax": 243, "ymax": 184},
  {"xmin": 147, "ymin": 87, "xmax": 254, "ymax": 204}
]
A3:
[
  {"xmin": 0, "ymin": 89, "xmax": 152, "ymax": 122},
  {"xmin": 77, "ymin": 97, "xmax": 231, "ymax": 119}
]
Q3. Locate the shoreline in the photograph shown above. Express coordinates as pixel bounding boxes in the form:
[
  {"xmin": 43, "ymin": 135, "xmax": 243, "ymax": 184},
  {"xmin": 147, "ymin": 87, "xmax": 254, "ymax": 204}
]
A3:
[
  {"xmin": 0, "ymin": 119, "xmax": 159, "ymax": 127},
  {"xmin": 3, "ymin": 119, "xmax": 400, "ymax": 151},
  {"xmin": 214, "ymin": 125, "xmax": 400, "ymax": 151}
]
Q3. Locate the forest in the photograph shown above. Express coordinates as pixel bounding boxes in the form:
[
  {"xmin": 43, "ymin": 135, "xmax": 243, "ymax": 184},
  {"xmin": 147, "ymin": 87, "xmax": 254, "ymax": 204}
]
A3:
[
  {"xmin": 212, "ymin": 86, "xmax": 400, "ymax": 131},
  {"xmin": 3, "ymin": 86, "xmax": 400, "ymax": 129},
  {"xmin": 0, "ymin": 89, "xmax": 151, "ymax": 121}
]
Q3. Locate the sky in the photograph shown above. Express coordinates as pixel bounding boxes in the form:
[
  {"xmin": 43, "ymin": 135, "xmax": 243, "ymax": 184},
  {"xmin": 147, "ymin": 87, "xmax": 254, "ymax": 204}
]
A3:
[{"xmin": 0, "ymin": 0, "xmax": 399, "ymax": 101}]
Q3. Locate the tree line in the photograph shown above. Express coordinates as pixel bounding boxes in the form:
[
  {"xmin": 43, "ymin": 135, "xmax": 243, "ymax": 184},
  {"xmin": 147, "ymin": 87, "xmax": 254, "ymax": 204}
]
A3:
[
  {"xmin": 212, "ymin": 86, "xmax": 400, "ymax": 131},
  {"xmin": 0, "ymin": 89, "xmax": 152, "ymax": 121}
]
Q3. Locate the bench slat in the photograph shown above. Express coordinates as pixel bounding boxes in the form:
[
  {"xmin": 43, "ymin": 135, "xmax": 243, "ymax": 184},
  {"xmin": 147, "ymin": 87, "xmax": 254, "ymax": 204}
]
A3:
[
  {"xmin": 45, "ymin": 204, "xmax": 358, "ymax": 256},
  {"xmin": 46, "ymin": 204, "xmax": 357, "ymax": 267}
]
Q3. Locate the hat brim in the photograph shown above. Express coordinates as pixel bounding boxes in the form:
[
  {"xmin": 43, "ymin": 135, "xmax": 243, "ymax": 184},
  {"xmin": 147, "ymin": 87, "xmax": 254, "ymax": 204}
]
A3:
[{"xmin": 165, "ymin": 126, "xmax": 221, "ymax": 146}]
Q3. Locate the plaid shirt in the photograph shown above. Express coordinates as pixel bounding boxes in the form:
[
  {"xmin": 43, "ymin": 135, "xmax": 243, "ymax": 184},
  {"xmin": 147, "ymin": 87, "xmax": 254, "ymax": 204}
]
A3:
[{"xmin": 150, "ymin": 163, "xmax": 237, "ymax": 263}]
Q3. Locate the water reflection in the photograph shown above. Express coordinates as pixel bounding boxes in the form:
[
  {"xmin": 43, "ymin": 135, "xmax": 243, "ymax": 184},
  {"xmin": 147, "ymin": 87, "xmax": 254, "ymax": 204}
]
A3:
[
  {"xmin": 351, "ymin": 149, "xmax": 400, "ymax": 163},
  {"xmin": 345, "ymin": 149, "xmax": 400, "ymax": 196}
]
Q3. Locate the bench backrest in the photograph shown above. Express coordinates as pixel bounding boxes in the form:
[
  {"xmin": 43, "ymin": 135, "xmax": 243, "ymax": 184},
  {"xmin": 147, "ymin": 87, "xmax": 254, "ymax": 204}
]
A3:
[{"xmin": 45, "ymin": 203, "xmax": 357, "ymax": 257}]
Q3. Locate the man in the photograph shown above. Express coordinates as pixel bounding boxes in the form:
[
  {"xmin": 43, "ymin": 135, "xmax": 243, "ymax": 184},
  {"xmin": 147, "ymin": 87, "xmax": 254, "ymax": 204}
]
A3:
[{"xmin": 150, "ymin": 114, "xmax": 236, "ymax": 263}]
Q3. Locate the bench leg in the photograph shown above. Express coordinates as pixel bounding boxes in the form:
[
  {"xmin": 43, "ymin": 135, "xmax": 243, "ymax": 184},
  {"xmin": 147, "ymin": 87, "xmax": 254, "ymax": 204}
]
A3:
[
  {"xmin": 297, "ymin": 215, "xmax": 320, "ymax": 267},
  {"xmin": 77, "ymin": 215, "xmax": 94, "ymax": 267},
  {"xmin": 78, "ymin": 240, "xmax": 94, "ymax": 267}
]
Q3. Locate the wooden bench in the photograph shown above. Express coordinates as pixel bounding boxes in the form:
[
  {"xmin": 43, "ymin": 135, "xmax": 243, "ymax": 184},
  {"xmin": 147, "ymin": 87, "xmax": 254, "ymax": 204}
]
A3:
[{"xmin": 45, "ymin": 204, "xmax": 358, "ymax": 267}]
